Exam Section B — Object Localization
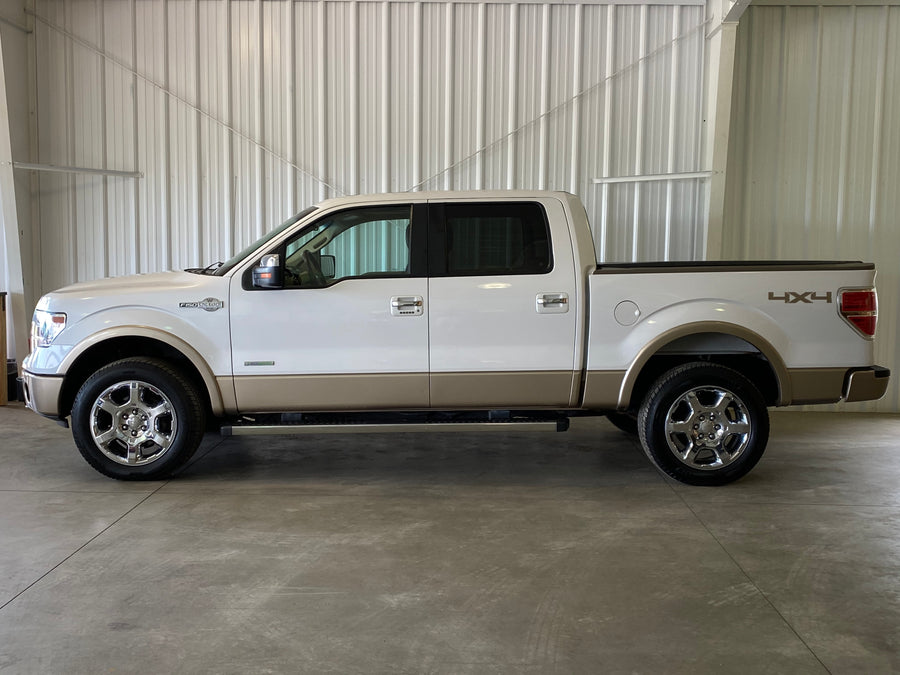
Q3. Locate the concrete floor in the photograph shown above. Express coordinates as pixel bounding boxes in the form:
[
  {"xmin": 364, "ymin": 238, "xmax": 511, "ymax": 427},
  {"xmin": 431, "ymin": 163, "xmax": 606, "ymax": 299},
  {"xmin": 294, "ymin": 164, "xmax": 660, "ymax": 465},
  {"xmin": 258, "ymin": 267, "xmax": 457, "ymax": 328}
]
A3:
[{"xmin": 0, "ymin": 403, "xmax": 899, "ymax": 674}]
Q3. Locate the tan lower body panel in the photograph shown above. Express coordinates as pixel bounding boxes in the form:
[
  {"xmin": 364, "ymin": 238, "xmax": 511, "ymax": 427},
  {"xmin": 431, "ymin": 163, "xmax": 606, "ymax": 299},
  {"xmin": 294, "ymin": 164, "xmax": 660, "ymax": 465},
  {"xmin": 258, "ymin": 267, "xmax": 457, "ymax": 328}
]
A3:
[
  {"xmin": 232, "ymin": 371, "xmax": 574, "ymax": 412},
  {"xmin": 580, "ymin": 370, "xmax": 628, "ymax": 410},
  {"xmin": 429, "ymin": 371, "xmax": 575, "ymax": 408},
  {"xmin": 232, "ymin": 373, "xmax": 429, "ymax": 413},
  {"xmin": 21, "ymin": 371, "xmax": 64, "ymax": 417},
  {"xmin": 787, "ymin": 367, "xmax": 848, "ymax": 405},
  {"xmin": 844, "ymin": 368, "xmax": 890, "ymax": 403}
]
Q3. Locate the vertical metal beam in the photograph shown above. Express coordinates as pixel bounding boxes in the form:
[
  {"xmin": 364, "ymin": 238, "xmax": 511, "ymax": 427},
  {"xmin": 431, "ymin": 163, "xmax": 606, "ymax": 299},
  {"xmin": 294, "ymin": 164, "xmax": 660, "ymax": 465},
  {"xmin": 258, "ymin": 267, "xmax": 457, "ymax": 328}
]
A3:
[
  {"xmin": 98, "ymin": 0, "xmax": 109, "ymax": 277},
  {"xmin": 569, "ymin": 3, "xmax": 583, "ymax": 195},
  {"xmin": 412, "ymin": 1, "xmax": 422, "ymax": 191},
  {"xmin": 65, "ymin": 2, "xmax": 78, "ymax": 280},
  {"xmin": 0, "ymin": 23, "xmax": 28, "ymax": 368},
  {"xmin": 349, "ymin": 0, "xmax": 359, "ymax": 195},
  {"xmin": 868, "ymin": 5, "xmax": 888, "ymax": 260},
  {"xmin": 288, "ymin": 0, "xmax": 296, "ymax": 214},
  {"xmin": 664, "ymin": 6, "xmax": 681, "ymax": 260},
  {"xmin": 161, "ymin": 0, "xmax": 172, "ymax": 270},
  {"xmin": 225, "ymin": 0, "xmax": 235, "ymax": 257},
  {"xmin": 26, "ymin": 0, "xmax": 40, "ymax": 302},
  {"xmin": 475, "ymin": 1, "xmax": 486, "ymax": 189},
  {"xmin": 254, "ymin": 0, "xmax": 264, "ymax": 238},
  {"xmin": 193, "ymin": 0, "xmax": 203, "ymax": 264},
  {"xmin": 506, "ymin": 2, "xmax": 518, "ymax": 190},
  {"xmin": 835, "ymin": 6, "xmax": 856, "ymax": 251},
  {"xmin": 317, "ymin": 0, "xmax": 327, "ymax": 201},
  {"xmin": 703, "ymin": 0, "xmax": 741, "ymax": 261},
  {"xmin": 130, "ymin": 0, "xmax": 141, "ymax": 271},
  {"xmin": 538, "ymin": 2, "xmax": 550, "ymax": 190},
  {"xmin": 802, "ymin": 6, "xmax": 823, "ymax": 258},
  {"xmin": 381, "ymin": 0, "xmax": 390, "ymax": 193},
  {"xmin": 599, "ymin": 5, "xmax": 615, "ymax": 262},
  {"xmin": 771, "ymin": 6, "xmax": 788, "ymax": 259},
  {"xmin": 443, "ymin": 2, "xmax": 453, "ymax": 190},
  {"xmin": 632, "ymin": 4, "xmax": 647, "ymax": 261}
]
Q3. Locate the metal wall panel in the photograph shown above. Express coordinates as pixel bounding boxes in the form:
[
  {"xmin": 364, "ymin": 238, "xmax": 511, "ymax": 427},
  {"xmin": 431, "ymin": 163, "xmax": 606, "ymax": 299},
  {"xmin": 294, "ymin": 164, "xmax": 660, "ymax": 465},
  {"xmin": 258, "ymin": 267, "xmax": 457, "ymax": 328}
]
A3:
[
  {"xmin": 29, "ymin": 0, "xmax": 707, "ymax": 294},
  {"xmin": 724, "ymin": 5, "xmax": 900, "ymax": 412}
]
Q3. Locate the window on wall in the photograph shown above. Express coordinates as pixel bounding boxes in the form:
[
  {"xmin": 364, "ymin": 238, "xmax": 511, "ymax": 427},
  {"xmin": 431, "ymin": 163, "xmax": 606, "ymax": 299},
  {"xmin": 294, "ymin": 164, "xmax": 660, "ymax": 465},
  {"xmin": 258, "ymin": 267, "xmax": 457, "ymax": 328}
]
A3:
[
  {"xmin": 283, "ymin": 205, "xmax": 412, "ymax": 287},
  {"xmin": 444, "ymin": 202, "xmax": 552, "ymax": 276}
]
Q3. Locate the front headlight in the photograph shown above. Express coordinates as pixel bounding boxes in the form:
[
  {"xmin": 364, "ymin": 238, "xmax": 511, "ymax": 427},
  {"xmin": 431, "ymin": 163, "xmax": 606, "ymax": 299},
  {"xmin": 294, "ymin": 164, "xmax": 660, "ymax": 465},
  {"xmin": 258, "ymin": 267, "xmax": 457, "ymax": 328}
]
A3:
[{"xmin": 30, "ymin": 310, "xmax": 67, "ymax": 349}]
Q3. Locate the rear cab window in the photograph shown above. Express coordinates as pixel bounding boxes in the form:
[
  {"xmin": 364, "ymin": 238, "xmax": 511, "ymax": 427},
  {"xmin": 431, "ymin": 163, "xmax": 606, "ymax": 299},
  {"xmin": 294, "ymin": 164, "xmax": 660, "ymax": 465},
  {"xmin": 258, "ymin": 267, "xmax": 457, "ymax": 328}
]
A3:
[{"xmin": 433, "ymin": 202, "xmax": 553, "ymax": 276}]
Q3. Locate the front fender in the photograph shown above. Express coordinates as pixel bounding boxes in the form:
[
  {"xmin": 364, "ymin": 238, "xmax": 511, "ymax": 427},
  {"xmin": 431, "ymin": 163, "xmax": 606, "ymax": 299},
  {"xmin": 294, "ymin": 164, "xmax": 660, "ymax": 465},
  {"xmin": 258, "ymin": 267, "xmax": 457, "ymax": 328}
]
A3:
[{"xmin": 56, "ymin": 325, "xmax": 231, "ymax": 416}]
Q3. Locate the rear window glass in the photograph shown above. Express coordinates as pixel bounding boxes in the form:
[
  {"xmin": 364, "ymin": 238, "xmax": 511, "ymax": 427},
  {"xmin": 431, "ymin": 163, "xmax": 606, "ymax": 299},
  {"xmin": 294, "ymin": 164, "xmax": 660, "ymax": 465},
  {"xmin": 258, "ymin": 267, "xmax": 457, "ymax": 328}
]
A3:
[{"xmin": 445, "ymin": 202, "xmax": 552, "ymax": 276}]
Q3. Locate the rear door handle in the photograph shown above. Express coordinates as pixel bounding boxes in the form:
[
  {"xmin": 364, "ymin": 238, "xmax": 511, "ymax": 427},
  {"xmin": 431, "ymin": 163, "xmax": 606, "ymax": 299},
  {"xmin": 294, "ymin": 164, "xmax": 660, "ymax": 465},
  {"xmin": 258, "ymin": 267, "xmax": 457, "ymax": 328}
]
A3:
[{"xmin": 536, "ymin": 293, "xmax": 569, "ymax": 314}]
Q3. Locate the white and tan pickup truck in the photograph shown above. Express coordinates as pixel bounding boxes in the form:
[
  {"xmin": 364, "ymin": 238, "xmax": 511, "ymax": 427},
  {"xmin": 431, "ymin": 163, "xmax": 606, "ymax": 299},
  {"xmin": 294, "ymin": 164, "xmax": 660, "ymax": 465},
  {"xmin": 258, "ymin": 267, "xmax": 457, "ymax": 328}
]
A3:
[{"xmin": 21, "ymin": 191, "xmax": 889, "ymax": 485}]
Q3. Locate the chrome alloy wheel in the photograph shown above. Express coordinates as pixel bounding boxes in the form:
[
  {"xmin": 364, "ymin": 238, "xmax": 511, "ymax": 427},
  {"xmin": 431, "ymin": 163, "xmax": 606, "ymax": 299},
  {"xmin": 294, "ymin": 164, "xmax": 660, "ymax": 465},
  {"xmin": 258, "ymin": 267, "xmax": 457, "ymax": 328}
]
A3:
[
  {"xmin": 89, "ymin": 380, "xmax": 178, "ymax": 466},
  {"xmin": 663, "ymin": 386, "xmax": 751, "ymax": 471}
]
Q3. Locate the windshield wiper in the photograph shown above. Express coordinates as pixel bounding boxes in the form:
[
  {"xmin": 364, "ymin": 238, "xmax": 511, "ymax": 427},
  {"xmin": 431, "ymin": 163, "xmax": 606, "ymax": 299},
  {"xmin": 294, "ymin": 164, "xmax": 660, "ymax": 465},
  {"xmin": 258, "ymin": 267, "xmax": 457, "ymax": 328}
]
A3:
[{"xmin": 185, "ymin": 261, "xmax": 224, "ymax": 275}]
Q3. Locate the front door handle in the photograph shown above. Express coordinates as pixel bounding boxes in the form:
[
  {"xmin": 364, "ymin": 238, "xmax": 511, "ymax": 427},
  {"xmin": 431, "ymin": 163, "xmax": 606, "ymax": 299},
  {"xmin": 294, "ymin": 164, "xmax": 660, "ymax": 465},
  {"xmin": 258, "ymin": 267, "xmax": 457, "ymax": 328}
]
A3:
[
  {"xmin": 536, "ymin": 293, "xmax": 569, "ymax": 314},
  {"xmin": 391, "ymin": 296, "xmax": 424, "ymax": 316}
]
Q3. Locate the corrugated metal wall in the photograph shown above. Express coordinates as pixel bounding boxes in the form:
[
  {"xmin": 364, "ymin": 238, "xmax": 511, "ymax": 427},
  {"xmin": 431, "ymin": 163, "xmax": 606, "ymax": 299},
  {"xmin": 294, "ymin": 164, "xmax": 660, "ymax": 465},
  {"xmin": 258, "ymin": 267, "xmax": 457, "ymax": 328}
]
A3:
[
  {"xmin": 29, "ymin": 0, "xmax": 708, "ymax": 300},
  {"xmin": 724, "ymin": 4, "xmax": 900, "ymax": 412}
]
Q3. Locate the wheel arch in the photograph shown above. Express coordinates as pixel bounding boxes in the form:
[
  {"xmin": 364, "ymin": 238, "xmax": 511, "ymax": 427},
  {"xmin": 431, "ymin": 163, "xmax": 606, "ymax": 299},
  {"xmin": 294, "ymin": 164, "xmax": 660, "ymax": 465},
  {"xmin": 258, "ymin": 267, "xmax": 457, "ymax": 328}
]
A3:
[
  {"xmin": 620, "ymin": 322, "xmax": 790, "ymax": 410},
  {"xmin": 57, "ymin": 328, "xmax": 228, "ymax": 418}
]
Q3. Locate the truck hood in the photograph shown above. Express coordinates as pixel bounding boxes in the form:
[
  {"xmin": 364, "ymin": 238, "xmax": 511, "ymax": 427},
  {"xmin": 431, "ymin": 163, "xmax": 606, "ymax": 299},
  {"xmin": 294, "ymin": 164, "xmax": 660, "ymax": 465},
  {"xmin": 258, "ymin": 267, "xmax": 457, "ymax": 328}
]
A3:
[
  {"xmin": 36, "ymin": 271, "xmax": 229, "ymax": 315},
  {"xmin": 43, "ymin": 271, "xmax": 211, "ymax": 297}
]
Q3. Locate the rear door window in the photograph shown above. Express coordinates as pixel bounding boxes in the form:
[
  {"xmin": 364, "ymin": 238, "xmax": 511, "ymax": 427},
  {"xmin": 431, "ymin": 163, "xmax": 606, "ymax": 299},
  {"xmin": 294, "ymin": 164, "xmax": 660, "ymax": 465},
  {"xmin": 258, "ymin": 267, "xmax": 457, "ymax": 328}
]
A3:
[{"xmin": 441, "ymin": 202, "xmax": 552, "ymax": 276}]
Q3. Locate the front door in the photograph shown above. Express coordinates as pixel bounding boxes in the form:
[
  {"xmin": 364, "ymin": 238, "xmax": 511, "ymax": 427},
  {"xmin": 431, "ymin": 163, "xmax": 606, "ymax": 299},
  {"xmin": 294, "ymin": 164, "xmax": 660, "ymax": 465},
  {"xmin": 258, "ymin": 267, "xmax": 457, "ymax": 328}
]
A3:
[{"xmin": 229, "ymin": 203, "xmax": 429, "ymax": 412}]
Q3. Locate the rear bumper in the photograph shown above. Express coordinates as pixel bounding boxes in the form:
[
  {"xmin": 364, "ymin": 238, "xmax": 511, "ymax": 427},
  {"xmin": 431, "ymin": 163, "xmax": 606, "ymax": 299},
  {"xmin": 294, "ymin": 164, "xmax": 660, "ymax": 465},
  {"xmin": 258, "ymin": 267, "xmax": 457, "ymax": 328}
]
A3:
[
  {"xmin": 844, "ymin": 366, "xmax": 891, "ymax": 403},
  {"xmin": 21, "ymin": 370, "xmax": 64, "ymax": 418}
]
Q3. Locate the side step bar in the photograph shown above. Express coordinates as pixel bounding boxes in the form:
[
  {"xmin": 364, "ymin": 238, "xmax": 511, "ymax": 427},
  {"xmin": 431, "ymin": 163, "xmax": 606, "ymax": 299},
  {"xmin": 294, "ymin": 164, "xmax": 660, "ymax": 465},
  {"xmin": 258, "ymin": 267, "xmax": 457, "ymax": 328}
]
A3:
[{"xmin": 222, "ymin": 417, "xmax": 570, "ymax": 437}]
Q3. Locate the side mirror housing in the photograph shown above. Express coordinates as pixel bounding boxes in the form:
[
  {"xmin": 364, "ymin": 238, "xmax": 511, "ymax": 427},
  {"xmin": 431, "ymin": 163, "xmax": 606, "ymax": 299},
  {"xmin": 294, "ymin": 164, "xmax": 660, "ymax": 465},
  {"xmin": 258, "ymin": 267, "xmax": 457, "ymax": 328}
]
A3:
[{"xmin": 252, "ymin": 254, "xmax": 284, "ymax": 289}]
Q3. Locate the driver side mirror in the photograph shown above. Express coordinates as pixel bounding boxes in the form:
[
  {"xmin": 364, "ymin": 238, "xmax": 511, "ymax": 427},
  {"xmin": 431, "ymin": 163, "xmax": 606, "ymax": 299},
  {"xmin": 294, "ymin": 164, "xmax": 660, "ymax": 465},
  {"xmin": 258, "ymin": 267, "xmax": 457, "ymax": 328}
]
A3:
[{"xmin": 252, "ymin": 253, "xmax": 284, "ymax": 289}]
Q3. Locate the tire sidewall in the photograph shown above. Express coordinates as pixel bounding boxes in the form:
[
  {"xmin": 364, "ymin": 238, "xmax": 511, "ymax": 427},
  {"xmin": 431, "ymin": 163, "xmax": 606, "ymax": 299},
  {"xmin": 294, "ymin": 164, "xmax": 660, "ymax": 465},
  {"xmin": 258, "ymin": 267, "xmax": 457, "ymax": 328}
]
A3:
[
  {"xmin": 638, "ymin": 364, "xmax": 769, "ymax": 486},
  {"xmin": 71, "ymin": 359, "xmax": 204, "ymax": 480}
]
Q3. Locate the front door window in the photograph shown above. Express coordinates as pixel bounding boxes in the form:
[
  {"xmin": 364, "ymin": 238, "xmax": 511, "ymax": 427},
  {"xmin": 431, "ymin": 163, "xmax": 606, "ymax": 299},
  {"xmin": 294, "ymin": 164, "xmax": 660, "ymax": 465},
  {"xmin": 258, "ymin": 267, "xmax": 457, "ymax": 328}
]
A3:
[{"xmin": 283, "ymin": 205, "xmax": 412, "ymax": 288}]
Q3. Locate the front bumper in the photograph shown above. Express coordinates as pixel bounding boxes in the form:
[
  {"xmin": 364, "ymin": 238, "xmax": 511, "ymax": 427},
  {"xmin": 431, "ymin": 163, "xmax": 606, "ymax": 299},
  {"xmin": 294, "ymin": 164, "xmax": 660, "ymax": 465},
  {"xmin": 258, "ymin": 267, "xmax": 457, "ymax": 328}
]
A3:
[
  {"xmin": 844, "ymin": 366, "xmax": 891, "ymax": 403},
  {"xmin": 21, "ymin": 370, "xmax": 64, "ymax": 418}
]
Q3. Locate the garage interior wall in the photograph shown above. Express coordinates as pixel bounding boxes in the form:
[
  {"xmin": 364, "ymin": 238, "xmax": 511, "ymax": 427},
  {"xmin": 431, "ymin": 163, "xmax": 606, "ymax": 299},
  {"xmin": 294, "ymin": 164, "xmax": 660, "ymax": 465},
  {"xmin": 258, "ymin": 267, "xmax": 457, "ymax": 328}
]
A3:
[
  {"xmin": 723, "ymin": 2, "xmax": 900, "ymax": 412},
  {"xmin": 25, "ymin": 0, "xmax": 707, "ymax": 302},
  {"xmin": 0, "ymin": 1, "xmax": 31, "ymax": 365}
]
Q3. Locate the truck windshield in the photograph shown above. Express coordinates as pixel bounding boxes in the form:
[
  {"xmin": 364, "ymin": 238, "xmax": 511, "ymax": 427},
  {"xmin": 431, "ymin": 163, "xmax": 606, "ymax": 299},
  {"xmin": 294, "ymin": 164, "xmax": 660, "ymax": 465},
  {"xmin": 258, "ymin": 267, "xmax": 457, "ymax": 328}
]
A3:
[{"xmin": 212, "ymin": 206, "xmax": 318, "ymax": 276}]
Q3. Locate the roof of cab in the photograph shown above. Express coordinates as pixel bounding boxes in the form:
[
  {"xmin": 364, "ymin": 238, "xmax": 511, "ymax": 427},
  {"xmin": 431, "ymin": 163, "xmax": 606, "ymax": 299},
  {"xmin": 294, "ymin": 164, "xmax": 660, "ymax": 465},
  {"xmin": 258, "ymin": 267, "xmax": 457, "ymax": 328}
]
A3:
[{"xmin": 315, "ymin": 189, "xmax": 576, "ymax": 210}]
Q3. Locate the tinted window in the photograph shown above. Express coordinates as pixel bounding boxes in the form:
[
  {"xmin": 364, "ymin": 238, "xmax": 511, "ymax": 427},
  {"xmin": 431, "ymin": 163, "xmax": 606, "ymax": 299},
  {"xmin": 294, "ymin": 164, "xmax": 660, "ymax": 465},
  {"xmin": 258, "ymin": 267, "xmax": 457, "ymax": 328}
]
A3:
[{"xmin": 445, "ymin": 203, "xmax": 551, "ymax": 276}]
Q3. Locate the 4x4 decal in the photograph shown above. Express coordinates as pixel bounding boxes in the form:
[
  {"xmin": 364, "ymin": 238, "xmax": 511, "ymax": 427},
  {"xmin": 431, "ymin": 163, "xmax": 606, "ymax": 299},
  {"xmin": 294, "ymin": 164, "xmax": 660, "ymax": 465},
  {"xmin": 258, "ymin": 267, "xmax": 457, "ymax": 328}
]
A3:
[{"xmin": 768, "ymin": 291, "xmax": 832, "ymax": 304}]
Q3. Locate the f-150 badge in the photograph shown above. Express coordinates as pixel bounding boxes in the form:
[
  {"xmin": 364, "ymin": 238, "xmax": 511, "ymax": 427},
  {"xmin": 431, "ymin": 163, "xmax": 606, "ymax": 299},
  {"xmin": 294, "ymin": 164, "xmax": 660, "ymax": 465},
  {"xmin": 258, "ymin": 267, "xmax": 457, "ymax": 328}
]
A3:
[{"xmin": 179, "ymin": 297, "xmax": 225, "ymax": 312}]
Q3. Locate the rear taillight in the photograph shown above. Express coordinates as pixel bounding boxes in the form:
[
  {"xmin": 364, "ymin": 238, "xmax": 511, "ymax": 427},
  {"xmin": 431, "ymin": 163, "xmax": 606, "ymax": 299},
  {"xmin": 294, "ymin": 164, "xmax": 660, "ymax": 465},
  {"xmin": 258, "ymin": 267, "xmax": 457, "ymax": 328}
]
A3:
[{"xmin": 839, "ymin": 288, "xmax": 878, "ymax": 337}]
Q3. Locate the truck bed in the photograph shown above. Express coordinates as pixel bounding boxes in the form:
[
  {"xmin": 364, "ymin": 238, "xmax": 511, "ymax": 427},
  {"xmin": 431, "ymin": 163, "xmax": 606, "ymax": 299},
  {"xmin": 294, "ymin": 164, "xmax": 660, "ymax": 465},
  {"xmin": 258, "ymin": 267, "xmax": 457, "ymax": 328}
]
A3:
[{"xmin": 594, "ymin": 260, "xmax": 874, "ymax": 273}]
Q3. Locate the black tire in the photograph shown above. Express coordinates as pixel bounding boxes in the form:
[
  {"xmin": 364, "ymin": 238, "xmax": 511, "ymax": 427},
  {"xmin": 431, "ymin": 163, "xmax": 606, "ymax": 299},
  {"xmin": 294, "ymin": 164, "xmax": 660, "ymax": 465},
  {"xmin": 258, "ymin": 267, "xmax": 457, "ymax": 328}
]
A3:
[
  {"xmin": 637, "ymin": 362, "xmax": 769, "ymax": 486},
  {"xmin": 71, "ymin": 358, "xmax": 206, "ymax": 480},
  {"xmin": 606, "ymin": 411, "xmax": 639, "ymax": 436}
]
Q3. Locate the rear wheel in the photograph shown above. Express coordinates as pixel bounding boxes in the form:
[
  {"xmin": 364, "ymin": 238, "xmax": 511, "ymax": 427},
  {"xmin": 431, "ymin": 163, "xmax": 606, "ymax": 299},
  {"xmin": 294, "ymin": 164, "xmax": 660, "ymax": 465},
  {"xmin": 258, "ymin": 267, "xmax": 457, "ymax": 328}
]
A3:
[
  {"xmin": 71, "ymin": 358, "xmax": 206, "ymax": 480},
  {"xmin": 637, "ymin": 363, "xmax": 769, "ymax": 486}
]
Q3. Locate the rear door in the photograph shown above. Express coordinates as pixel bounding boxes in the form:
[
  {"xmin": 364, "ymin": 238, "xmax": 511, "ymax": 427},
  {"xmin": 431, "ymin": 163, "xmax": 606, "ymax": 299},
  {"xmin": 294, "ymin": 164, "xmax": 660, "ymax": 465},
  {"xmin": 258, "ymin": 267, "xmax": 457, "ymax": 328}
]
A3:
[{"xmin": 427, "ymin": 197, "xmax": 580, "ymax": 408}]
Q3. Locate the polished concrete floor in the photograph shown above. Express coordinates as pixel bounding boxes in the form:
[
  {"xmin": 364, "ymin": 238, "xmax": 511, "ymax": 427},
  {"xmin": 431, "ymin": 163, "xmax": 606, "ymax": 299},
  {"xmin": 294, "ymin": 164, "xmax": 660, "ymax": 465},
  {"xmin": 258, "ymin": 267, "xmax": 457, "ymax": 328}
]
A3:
[{"xmin": 0, "ymin": 402, "xmax": 899, "ymax": 674}]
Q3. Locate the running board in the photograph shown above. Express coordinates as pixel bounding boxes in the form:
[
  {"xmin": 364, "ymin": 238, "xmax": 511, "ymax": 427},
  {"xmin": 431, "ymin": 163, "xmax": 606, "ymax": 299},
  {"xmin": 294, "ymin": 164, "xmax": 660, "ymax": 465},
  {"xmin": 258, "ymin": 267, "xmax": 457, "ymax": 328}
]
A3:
[{"xmin": 222, "ymin": 418, "xmax": 569, "ymax": 437}]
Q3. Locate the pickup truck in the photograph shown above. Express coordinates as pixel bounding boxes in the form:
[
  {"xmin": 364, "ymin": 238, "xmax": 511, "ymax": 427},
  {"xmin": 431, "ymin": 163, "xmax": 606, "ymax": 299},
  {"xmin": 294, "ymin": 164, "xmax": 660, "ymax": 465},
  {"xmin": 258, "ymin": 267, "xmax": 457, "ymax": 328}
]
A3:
[{"xmin": 21, "ymin": 191, "xmax": 890, "ymax": 485}]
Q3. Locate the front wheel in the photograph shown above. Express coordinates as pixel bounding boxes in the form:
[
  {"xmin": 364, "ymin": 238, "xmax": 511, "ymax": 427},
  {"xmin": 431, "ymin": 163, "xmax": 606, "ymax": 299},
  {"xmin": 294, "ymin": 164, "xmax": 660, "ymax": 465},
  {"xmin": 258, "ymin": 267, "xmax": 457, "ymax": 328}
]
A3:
[
  {"xmin": 71, "ymin": 358, "xmax": 206, "ymax": 480},
  {"xmin": 637, "ymin": 363, "xmax": 769, "ymax": 486}
]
